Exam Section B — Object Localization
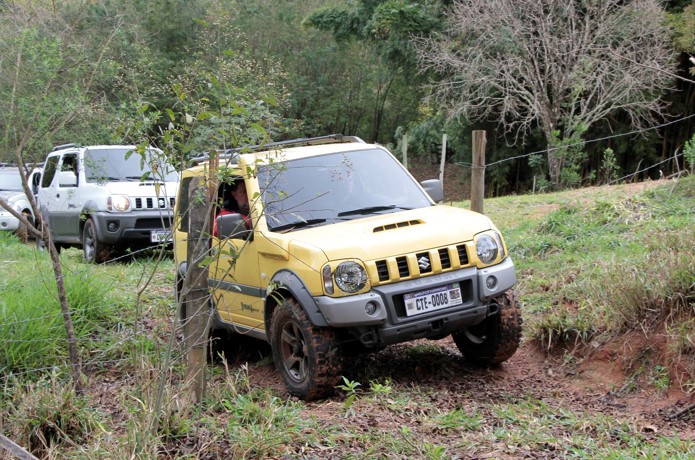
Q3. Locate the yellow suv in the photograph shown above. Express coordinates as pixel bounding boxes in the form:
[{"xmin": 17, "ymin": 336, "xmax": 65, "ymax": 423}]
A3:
[{"xmin": 174, "ymin": 135, "xmax": 521, "ymax": 400}]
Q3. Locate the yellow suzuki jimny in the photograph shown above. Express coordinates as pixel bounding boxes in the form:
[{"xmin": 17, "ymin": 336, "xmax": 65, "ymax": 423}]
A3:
[{"xmin": 174, "ymin": 135, "xmax": 521, "ymax": 400}]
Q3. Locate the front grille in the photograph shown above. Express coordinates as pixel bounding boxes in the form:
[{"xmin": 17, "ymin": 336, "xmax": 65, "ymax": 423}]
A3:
[
  {"xmin": 416, "ymin": 252, "xmax": 432, "ymax": 274},
  {"xmin": 133, "ymin": 196, "xmax": 175, "ymax": 210},
  {"xmin": 439, "ymin": 248, "xmax": 451, "ymax": 269},
  {"xmin": 457, "ymin": 244, "xmax": 469, "ymax": 265},
  {"xmin": 396, "ymin": 256, "xmax": 409, "ymax": 277},
  {"xmin": 370, "ymin": 242, "xmax": 473, "ymax": 285},
  {"xmin": 376, "ymin": 260, "xmax": 389, "ymax": 281}
]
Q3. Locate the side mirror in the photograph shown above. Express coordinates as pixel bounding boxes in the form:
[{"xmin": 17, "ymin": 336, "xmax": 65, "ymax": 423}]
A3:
[
  {"xmin": 218, "ymin": 213, "xmax": 253, "ymax": 241},
  {"xmin": 420, "ymin": 179, "xmax": 444, "ymax": 203},
  {"xmin": 31, "ymin": 171, "xmax": 42, "ymax": 196},
  {"xmin": 58, "ymin": 171, "xmax": 77, "ymax": 187}
]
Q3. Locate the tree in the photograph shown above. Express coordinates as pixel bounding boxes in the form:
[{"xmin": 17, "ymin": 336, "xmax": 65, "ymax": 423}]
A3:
[
  {"xmin": 302, "ymin": 0, "xmax": 442, "ymax": 142},
  {"xmin": 0, "ymin": 0, "xmax": 128, "ymax": 393},
  {"xmin": 414, "ymin": 0, "xmax": 677, "ymax": 187}
]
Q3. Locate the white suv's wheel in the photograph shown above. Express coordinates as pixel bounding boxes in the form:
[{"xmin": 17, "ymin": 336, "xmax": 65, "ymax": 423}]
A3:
[{"xmin": 82, "ymin": 218, "xmax": 112, "ymax": 263}]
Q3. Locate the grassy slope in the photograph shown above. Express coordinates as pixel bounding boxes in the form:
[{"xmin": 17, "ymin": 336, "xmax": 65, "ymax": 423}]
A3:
[
  {"xmin": 467, "ymin": 177, "xmax": 695, "ymax": 389},
  {"xmin": 0, "ymin": 177, "xmax": 693, "ymax": 459}
]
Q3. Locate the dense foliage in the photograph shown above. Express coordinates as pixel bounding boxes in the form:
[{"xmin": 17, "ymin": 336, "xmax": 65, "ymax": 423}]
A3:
[{"xmin": 0, "ymin": 0, "xmax": 693, "ymax": 194}]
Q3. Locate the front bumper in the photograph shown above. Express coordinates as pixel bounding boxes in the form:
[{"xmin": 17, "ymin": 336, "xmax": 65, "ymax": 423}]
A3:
[
  {"xmin": 314, "ymin": 257, "xmax": 517, "ymax": 345},
  {"xmin": 90, "ymin": 210, "xmax": 174, "ymax": 245}
]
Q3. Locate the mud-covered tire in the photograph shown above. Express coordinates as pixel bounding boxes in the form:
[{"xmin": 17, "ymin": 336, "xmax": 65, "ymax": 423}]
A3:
[
  {"xmin": 83, "ymin": 218, "xmax": 112, "ymax": 263},
  {"xmin": 270, "ymin": 298, "xmax": 343, "ymax": 401},
  {"xmin": 452, "ymin": 291, "xmax": 522, "ymax": 366}
]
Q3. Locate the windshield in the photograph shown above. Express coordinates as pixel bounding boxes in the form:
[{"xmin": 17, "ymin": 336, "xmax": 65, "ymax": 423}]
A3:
[
  {"xmin": 258, "ymin": 148, "xmax": 433, "ymax": 231},
  {"xmin": 83, "ymin": 148, "xmax": 179, "ymax": 183},
  {"xmin": 0, "ymin": 170, "xmax": 23, "ymax": 191}
]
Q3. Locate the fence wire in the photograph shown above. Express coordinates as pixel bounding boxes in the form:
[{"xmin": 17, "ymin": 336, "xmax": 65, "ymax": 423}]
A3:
[{"xmin": 452, "ymin": 112, "xmax": 695, "ymax": 180}]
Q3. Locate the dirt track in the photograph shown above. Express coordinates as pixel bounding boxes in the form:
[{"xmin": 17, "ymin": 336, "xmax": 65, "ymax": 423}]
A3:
[{"xmin": 215, "ymin": 331, "xmax": 694, "ymax": 455}]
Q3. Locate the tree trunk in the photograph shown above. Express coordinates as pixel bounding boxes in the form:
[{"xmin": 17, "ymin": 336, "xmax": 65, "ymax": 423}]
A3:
[
  {"xmin": 185, "ymin": 177, "xmax": 211, "ymax": 404},
  {"xmin": 44, "ymin": 226, "xmax": 83, "ymax": 394},
  {"xmin": 547, "ymin": 150, "xmax": 563, "ymax": 188}
]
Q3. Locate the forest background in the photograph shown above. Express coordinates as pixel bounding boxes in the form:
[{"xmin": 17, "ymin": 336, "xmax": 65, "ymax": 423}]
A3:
[{"xmin": 1, "ymin": 0, "xmax": 695, "ymax": 196}]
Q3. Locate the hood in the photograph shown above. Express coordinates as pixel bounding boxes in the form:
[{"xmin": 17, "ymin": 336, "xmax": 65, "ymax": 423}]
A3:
[
  {"xmin": 104, "ymin": 180, "xmax": 179, "ymax": 197},
  {"xmin": 0, "ymin": 190, "xmax": 27, "ymax": 204},
  {"xmin": 286, "ymin": 205, "xmax": 492, "ymax": 262}
]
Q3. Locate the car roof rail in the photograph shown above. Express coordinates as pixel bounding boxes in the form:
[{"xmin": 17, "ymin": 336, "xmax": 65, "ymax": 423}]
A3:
[
  {"xmin": 51, "ymin": 143, "xmax": 80, "ymax": 151},
  {"xmin": 188, "ymin": 134, "xmax": 365, "ymax": 165}
]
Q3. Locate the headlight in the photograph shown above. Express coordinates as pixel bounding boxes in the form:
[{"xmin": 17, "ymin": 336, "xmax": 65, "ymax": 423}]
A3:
[
  {"xmin": 475, "ymin": 234, "xmax": 498, "ymax": 264},
  {"xmin": 322, "ymin": 265, "xmax": 334, "ymax": 295},
  {"xmin": 493, "ymin": 231, "xmax": 506, "ymax": 260},
  {"xmin": 108, "ymin": 195, "xmax": 131, "ymax": 212},
  {"xmin": 334, "ymin": 261, "xmax": 367, "ymax": 293}
]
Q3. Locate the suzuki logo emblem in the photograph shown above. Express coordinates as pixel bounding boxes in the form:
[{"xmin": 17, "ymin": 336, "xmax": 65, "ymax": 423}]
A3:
[{"xmin": 418, "ymin": 256, "xmax": 430, "ymax": 270}]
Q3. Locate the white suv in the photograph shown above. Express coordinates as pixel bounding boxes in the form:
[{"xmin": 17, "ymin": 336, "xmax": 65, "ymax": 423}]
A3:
[
  {"xmin": 37, "ymin": 144, "xmax": 179, "ymax": 263},
  {"xmin": 0, "ymin": 166, "xmax": 42, "ymax": 242}
]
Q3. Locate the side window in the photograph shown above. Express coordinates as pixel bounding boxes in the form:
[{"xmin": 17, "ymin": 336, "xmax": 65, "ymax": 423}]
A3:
[
  {"xmin": 177, "ymin": 177, "xmax": 192, "ymax": 233},
  {"xmin": 41, "ymin": 156, "xmax": 59, "ymax": 188},
  {"xmin": 60, "ymin": 154, "xmax": 78, "ymax": 183}
]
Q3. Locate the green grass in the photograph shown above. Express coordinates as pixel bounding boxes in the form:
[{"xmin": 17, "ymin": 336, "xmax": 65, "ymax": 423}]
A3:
[
  {"xmin": 468, "ymin": 178, "xmax": 695, "ymax": 357},
  {"xmin": 2, "ymin": 371, "xmax": 102, "ymax": 457},
  {"xmin": 0, "ymin": 237, "xmax": 125, "ymax": 374}
]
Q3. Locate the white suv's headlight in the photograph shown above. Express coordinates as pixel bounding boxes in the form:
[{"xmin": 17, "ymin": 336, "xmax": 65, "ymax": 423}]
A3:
[
  {"xmin": 108, "ymin": 195, "xmax": 131, "ymax": 212},
  {"xmin": 475, "ymin": 234, "xmax": 499, "ymax": 264},
  {"xmin": 334, "ymin": 261, "xmax": 367, "ymax": 293}
]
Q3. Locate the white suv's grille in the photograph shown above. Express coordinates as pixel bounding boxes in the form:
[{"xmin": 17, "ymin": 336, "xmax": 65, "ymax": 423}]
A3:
[
  {"xmin": 371, "ymin": 243, "xmax": 470, "ymax": 284},
  {"xmin": 134, "ymin": 197, "xmax": 175, "ymax": 210}
]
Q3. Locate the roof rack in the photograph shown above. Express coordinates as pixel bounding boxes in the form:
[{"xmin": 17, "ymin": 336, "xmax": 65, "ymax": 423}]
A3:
[
  {"xmin": 189, "ymin": 134, "xmax": 365, "ymax": 165},
  {"xmin": 52, "ymin": 143, "xmax": 80, "ymax": 151}
]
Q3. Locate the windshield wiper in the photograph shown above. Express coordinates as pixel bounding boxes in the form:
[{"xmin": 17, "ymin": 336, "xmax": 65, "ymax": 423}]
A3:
[
  {"xmin": 337, "ymin": 205, "xmax": 411, "ymax": 217},
  {"xmin": 89, "ymin": 176, "xmax": 123, "ymax": 182},
  {"xmin": 271, "ymin": 218, "xmax": 327, "ymax": 232}
]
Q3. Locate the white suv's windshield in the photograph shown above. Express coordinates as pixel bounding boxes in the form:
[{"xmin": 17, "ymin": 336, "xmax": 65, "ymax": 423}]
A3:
[
  {"xmin": 258, "ymin": 148, "xmax": 432, "ymax": 231},
  {"xmin": 84, "ymin": 148, "xmax": 178, "ymax": 182},
  {"xmin": 0, "ymin": 170, "xmax": 23, "ymax": 191}
]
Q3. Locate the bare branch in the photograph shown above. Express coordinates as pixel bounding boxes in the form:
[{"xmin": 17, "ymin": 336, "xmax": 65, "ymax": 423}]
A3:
[{"xmin": 414, "ymin": 0, "xmax": 677, "ymax": 185}]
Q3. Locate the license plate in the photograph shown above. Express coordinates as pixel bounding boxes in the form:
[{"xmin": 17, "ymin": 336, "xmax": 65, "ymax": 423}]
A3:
[
  {"xmin": 404, "ymin": 283, "xmax": 463, "ymax": 317},
  {"xmin": 150, "ymin": 229, "xmax": 172, "ymax": 243}
]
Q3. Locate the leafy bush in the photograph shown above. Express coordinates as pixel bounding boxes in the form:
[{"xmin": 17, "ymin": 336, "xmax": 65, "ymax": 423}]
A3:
[{"xmin": 683, "ymin": 133, "xmax": 695, "ymax": 173}]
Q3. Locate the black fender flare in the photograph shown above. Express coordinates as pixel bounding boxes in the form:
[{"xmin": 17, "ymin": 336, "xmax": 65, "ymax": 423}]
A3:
[
  {"xmin": 80, "ymin": 201, "xmax": 101, "ymax": 237},
  {"xmin": 266, "ymin": 269, "xmax": 328, "ymax": 329}
]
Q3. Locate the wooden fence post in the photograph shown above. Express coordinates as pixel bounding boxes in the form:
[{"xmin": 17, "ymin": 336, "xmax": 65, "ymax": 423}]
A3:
[
  {"xmin": 439, "ymin": 134, "xmax": 447, "ymax": 186},
  {"xmin": 402, "ymin": 133, "xmax": 408, "ymax": 169},
  {"xmin": 185, "ymin": 176, "xmax": 211, "ymax": 404},
  {"xmin": 471, "ymin": 130, "xmax": 486, "ymax": 214},
  {"xmin": 0, "ymin": 434, "xmax": 39, "ymax": 460}
]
